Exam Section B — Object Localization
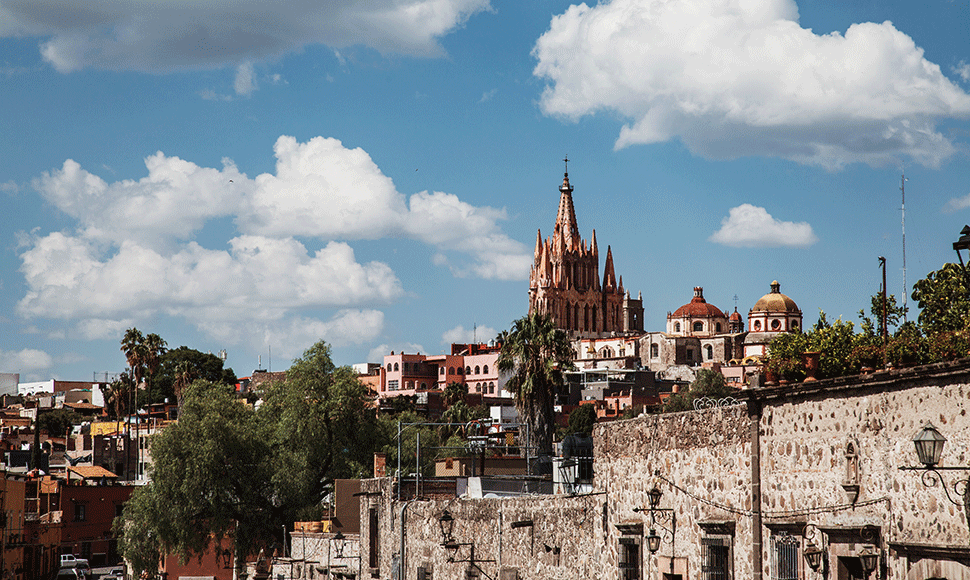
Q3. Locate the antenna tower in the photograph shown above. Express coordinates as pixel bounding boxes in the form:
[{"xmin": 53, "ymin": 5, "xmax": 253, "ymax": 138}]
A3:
[{"xmin": 901, "ymin": 174, "xmax": 908, "ymax": 322}]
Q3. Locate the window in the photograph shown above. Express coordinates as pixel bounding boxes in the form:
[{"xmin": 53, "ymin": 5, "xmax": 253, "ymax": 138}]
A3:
[
  {"xmin": 618, "ymin": 537, "xmax": 641, "ymax": 580},
  {"xmin": 386, "ymin": 363, "xmax": 392, "ymax": 372},
  {"xmin": 701, "ymin": 535, "xmax": 732, "ymax": 580},
  {"xmin": 771, "ymin": 319, "xmax": 781, "ymax": 331},
  {"xmin": 754, "ymin": 320, "xmax": 762, "ymax": 331},
  {"xmin": 406, "ymin": 381, "xmax": 414, "ymax": 389},
  {"xmin": 466, "ymin": 366, "xmax": 472, "ymax": 375},
  {"xmin": 693, "ymin": 322, "xmax": 704, "ymax": 332},
  {"xmin": 458, "ymin": 367, "xmax": 464, "ymax": 375},
  {"xmin": 675, "ymin": 322, "xmax": 681, "ymax": 332},
  {"xmin": 388, "ymin": 380, "xmax": 399, "ymax": 391},
  {"xmin": 394, "ymin": 363, "xmax": 399, "ymax": 371},
  {"xmin": 368, "ymin": 508, "xmax": 379, "ymax": 569},
  {"xmin": 686, "ymin": 349, "xmax": 694, "ymax": 362},
  {"xmin": 475, "ymin": 366, "xmax": 481, "ymax": 374},
  {"xmin": 420, "ymin": 382, "xmax": 427, "ymax": 389},
  {"xmin": 440, "ymin": 368, "xmax": 445, "ymax": 375},
  {"xmin": 489, "ymin": 382, "xmax": 495, "ymax": 394},
  {"xmin": 483, "ymin": 365, "xmax": 489, "ymax": 374},
  {"xmin": 716, "ymin": 323, "xmax": 722, "ymax": 332},
  {"xmin": 651, "ymin": 344, "xmax": 659, "ymax": 358},
  {"xmin": 449, "ymin": 367, "xmax": 455, "ymax": 375},
  {"xmin": 770, "ymin": 533, "xmax": 801, "ymax": 580},
  {"xmin": 706, "ymin": 345, "xmax": 713, "ymax": 360},
  {"xmin": 74, "ymin": 503, "xmax": 86, "ymax": 522},
  {"xmin": 791, "ymin": 320, "xmax": 799, "ymax": 330}
]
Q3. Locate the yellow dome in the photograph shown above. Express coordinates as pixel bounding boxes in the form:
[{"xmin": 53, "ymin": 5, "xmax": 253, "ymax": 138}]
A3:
[{"xmin": 751, "ymin": 281, "xmax": 800, "ymax": 313}]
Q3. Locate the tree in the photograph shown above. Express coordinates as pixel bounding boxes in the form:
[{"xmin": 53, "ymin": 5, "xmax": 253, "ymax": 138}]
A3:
[
  {"xmin": 116, "ymin": 340, "xmax": 383, "ymax": 578},
  {"xmin": 912, "ymin": 263, "xmax": 970, "ymax": 335},
  {"xmin": 497, "ymin": 312, "xmax": 574, "ymax": 458},
  {"xmin": 567, "ymin": 404, "xmax": 597, "ymax": 436},
  {"xmin": 662, "ymin": 369, "xmax": 736, "ymax": 413},
  {"xmin": 119, "ymin": 328, "xmax": 168, "ymax": 407},
  {"xmin": 153, "ymin": 346, "xmax": 237, "ymax": 406},
  {"xmin": 37, "ymin": 408, "xmax": 81, "ymax": 438}
]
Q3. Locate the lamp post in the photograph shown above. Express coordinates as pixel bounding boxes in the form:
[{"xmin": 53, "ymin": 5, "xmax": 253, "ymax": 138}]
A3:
[
  {"xmin": 900, "ymin": 422, "xmax": 970, "ymax": 534},
  {"xmin": 438, "ymin": 510, "xmax": 495, "ymax": 580},
  {"xmin": 953, "ymin": 225, "xmax": 970, "ymax": 287},
  {"xmin": 634, "ymin": 472, "xmax": 676, "ymax": 577}
]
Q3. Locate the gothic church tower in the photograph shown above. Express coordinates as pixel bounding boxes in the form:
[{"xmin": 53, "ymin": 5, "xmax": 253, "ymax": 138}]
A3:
[{"xmin": 529, "ymin": 163, "xmax": 643, "ymax": 337}]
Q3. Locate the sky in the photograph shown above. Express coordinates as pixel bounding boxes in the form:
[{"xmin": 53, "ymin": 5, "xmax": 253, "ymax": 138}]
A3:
[{"xmin": 3, "ymin": 0, "xmax": 970, "ymax": 382}]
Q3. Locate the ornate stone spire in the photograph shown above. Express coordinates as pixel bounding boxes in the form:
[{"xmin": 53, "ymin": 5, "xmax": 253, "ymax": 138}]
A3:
[
  {"xmin": 552, "ymin": 157, "xmax": 580, "ymax": 252},
  {"xmin": 603, "ymin": 245, "xmax": 617, "ymax": 292}
]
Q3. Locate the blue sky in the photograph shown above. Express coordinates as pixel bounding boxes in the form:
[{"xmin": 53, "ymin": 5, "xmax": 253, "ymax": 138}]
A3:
[{"xmin": 3, "ymin": 0, "xmax": 970, "ymax": 381}]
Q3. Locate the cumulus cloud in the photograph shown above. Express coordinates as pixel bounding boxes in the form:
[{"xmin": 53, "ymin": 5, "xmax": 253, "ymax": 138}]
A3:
[
  {"xmin": 367, "ymin": 342, "xmax": 428, "ymax": 363},
  {"xmin": 234, "ymin": 62, "xmax": 257, "ymax": 96},
  {"xmin": 0, "ymin": 348, "xmax": 53, "ymax": 374},
  {"xmin": 2, "ymin": 0, "xmax": 491, "ymax": 73},
  {"xmin": 944, "ymin": 193, "xmax": 970, "ymax": 214},
  {"xmin": 442, "ymin": 325, "xmax": 498, "ymax": 345},
  {"xmin": 954, "ymin": 61, "xmax": 970, "ymax": 83},
  {"xmin": 533, "ymin": 0, "xmax": 970, "ymax": 169},
  {"xmin": 22, "ymin": 134, "xmax": 528, "ymax": 361},
  {"xmin": 709, "ymin": 204, "xmax": 817, "ymax": 248}
]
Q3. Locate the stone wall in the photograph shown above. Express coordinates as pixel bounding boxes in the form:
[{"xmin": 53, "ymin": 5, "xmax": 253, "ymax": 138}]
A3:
[{"xmin": 362, "ymin": 360, "xmax": 970, "ymax": 580}]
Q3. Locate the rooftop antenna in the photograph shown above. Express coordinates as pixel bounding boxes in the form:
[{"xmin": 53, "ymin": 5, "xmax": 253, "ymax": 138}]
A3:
[
  {"xmin": 733, "ymin": 294, "xmax": 739, "ymax": 310},
  {"xmin": 901, "ymin": 174, "xmax": 908, "ymax": 322}
]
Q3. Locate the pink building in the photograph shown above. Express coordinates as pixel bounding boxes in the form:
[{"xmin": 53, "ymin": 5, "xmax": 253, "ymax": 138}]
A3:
[{"xmin": 379, "ymin": 343, "xmax": 508, "ymax": 400}]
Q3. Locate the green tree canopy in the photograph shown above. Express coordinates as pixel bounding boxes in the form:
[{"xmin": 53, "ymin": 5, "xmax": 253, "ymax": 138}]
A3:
[
  {"xmin": 497, "ymin": 312, "xmax": 574, "ymax": 458},
  {"xmin": 662, "ymin": 368, "xmax": 737, "ymax": 413},
  {"xmin": 153, "ymin": 346, "xmax": 237, "ymax": 405},
  {"xmin": 912, "ymin": 263, "xmax": 970, "ymax": 335},
  {"xmin": 37, "ymin": 408, "xmax": 81, "ymax": 438},
  {"xmin": 116, "ymin": 341, "xmax": 384, "ymax": 578},
  {"xmin": 566, "ymin": 404, "xmax": 597, "ymax": 436}
]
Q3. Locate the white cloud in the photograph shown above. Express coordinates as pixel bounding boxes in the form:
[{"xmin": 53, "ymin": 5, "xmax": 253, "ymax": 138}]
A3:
[
  {"xmin": 0, "ymin": 180, "xmax": 19, "ymax": 194},
  {"xmin": 367, "ymin": 343, "xmax": 427, "ymax": 363},
  {"xmin": 442, "ymin": 325, "xmax": 498, "ymax": 345},
  {"xmin": 200, "ymin": 89, "xmax": 233, "ymax": 102},
  {"xmin": 0, "ymin": 348, "xmax": 53, "ymax": 374},
  {"xmin": 75, "ymin": 318, "xmax": 136, "ymax": 341},
  {"xmin": 234, "ymin": 62, "xmax": 257, "ymax": 96},
  {"xmin": 944, "ymin": 193, "xmax": 970, "ymax": 213},
  {"xmin": 954, "ymin": 61, "xmax": 970, "ymax": 83},
  {"xmin": 3, "ymin": 0, "xmax": 491, "ymax": 73},
  {"xmin": 479, "ymin": 88, "xmax": 497, "ymax": 103},
  {"xmin": 533, "ymin": 0, "xmax": 970, "ymax": 169},
  {"xmin": 709, "ymin": 204, "xmax": 817, "ymax": 248}
]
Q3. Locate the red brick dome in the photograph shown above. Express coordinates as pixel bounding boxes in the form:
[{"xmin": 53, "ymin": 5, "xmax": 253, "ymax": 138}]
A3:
[{"xmin": 671, "ymin": 287, "xmax": 726, "ymax": 319}]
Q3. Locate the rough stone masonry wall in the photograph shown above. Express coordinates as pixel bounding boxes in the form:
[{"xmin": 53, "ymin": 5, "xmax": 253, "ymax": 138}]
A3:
[
  {"xmin": 759, "ymin": 368, "xmax": 970, "ymax": 579},
  {"xmin": 595, "ymin": 405, "xmax": 753, "ymax": 580}
]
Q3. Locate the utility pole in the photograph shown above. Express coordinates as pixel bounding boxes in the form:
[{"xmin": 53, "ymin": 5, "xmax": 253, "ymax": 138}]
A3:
[{"xmin": 879, "ymin": 256, "xmax": 888, "ymax": 347}]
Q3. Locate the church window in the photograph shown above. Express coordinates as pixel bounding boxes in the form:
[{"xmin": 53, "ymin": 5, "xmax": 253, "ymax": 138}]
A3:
[
  {"xmin": 675, "ymin": 322, "xmax": 681, "ymax": 333},
  {"xmin": 584, "ymin": 305, "xmax": 590, "ymax": 332},
  {"xmin": 394, "ymin": 363, "xmax": 399, "ymax": 372},
  {"xmin": 651, "ymin": 344, "xmax": 659, "ymax": 358},
  {"xmin": 693, "ymin": 321, "xmax": 704, "ymax": 332},
  {"xmin": 706, "ymin": 345, "xmax": 713, "ymax": 360},
  {"xmin": 754, "ymin": 320, "xmax": 762, "ymax": 331},
  {"xmin": 592, "ymin": 306, "xmax": 598, "ymax": 332},
  {"xmin": 771, "ymin": 319, "xmax": 781, "ymax": 331},
  {"xmin": 791, "ymin": 320, "xmax": 799, "ymax": 330},
  {"xmin": 716, "ymin": 323, "xmax": 722, "ymax": 333},
  {"xmin": 475, "ymin": 365, "xmax": 480, "ymax": 375}
]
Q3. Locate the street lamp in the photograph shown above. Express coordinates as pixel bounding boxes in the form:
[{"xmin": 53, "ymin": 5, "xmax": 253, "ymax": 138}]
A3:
[
  {"xmin": 900, "ymin": 423, "xmax": 970, "ymax": 531},
  {"xmin": 437, "ymin": 510, "xmax": 495, "ymax": 580},
  {"xmin": 634, "ymin": 471, "xmax": 676, "ymax": 574},
  {"xmin": 859, "ymin": 546, "xmax": 880, "ymax": 578}
]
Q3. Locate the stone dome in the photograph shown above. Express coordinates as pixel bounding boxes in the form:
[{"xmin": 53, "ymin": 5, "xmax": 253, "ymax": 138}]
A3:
[
  {"xmin": 751, "ymin": 281, "xmax": 799, "ymax": 313},
  {"xmin": 671, "ymin": 287, "xmax": 726, "ymax": 318}
]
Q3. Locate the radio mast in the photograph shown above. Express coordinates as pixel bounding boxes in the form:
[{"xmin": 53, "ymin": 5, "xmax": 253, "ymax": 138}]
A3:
[{"xmin": 901, "ymin": 174, "xmax": 908, "ymax": 322}]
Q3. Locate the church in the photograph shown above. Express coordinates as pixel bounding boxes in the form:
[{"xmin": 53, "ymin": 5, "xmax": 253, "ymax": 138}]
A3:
[{"xmin": 528, "ymin": 162, "xmax": 644, "ymax": 338}]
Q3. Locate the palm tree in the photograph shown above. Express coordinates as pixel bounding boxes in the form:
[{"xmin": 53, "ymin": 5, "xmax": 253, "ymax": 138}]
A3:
[{"xmin": 497, "ymin": 312, "xmax": 574, "ymax": 460}]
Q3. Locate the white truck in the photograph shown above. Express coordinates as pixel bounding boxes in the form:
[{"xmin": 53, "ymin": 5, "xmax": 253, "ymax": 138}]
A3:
[{"xmin": 59, "ymin": 554, "xmax": 90, "ymax": 569}]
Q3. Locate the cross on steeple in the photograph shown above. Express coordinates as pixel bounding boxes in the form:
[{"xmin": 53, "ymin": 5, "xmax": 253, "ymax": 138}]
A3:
[{"xmin": 564, "ymin": 155, "xmax": 569, "ymax": 176}]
